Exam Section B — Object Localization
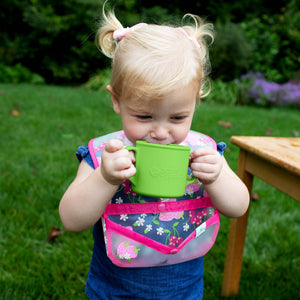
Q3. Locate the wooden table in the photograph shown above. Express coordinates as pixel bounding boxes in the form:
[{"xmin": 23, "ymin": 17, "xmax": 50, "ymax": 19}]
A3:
[{"xmin": 221, "ymin": 136, "xmax": 300, "ymax": 296}]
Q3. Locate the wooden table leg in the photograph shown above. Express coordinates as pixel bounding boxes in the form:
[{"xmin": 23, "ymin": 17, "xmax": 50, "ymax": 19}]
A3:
[{"xmin": 221, "ymin": 149, "xmax": 253, "ymax": 296}]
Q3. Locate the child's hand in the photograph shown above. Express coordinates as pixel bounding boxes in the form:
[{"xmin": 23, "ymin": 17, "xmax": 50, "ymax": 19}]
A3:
[
  {"xmin": 101, "ymin": 139, "xmax": 136, "ymax": 186},
  {"xmin": 190, "ymin": 147, "xmax": 223, "ymax": 185}
]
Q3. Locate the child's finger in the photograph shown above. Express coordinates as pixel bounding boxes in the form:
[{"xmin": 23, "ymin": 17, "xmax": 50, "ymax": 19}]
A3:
[
  {"xmin": 190, "ymin": 147, "xmax": 216, "ymax": 159},
  {"xmin": 127, "ymin": 149, "xmax": 136, "ymax": 163},
  {"xmin": 191, "ymin": 154, "xmax": 218, "ymax": 165},
  {"xmin": 121, "ymin": 163, "xmax": 136, "ymax": 180},
  {"xmin": 105, "ymin": 139, "xmax": 124, "ymax": 153}
]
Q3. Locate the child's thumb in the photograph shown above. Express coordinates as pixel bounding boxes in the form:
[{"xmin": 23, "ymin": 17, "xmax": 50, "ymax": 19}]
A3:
[{"xmin": 105, "ymin": 139, "xmax": 124, "ymax": 153}]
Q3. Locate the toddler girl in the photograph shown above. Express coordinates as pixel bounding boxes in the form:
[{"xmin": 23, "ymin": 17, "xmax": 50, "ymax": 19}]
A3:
[{"xmin": 59, "ymin": 8, "xmax": 249, "ymax": 300}]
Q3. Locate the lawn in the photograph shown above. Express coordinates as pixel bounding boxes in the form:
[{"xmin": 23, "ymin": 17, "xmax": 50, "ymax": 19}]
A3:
[{"xmin": 0, "ymin": 83, "xmax": 299, "ymax": 299}]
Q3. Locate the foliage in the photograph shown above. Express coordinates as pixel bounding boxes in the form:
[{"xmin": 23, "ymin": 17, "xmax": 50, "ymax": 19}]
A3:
[
  {"xmin": 240, "ymin": 0, "xmax": 300, "ymax": 83},
  {"xmin": 205, "ymin": 79, "xmax": 240, "ymax": 106},
  {"xmin": 0, "ymin": 64, "xmax": 45, "ymax": 84},
  {"xmin": 0, "ymin": 83, "xmax": 299, "ymax": 299},
  {"xmin": 83, "ymin": 68, "xmax": 111, "ymax": 91},
  {"xmin": 210, "ymin": 22, "xmax": 252, "ymax": 81},
  {"xmin": 0, "ymin": 0, "xmax": 106, "ymax": 84},
  {"xmin": 0, "ymin": 0, "xmax": 299, "ymax": 84},
  {"xmin": 236, "ymin": 72, "xmax": 300, "ymax": 107},
  {"xmin": 83, "ymin": 68, "xmax": 300, "ymax": 108},
  {"xmin": 205, "ymin": 72, "xmax": 300, "ymax": 108}
]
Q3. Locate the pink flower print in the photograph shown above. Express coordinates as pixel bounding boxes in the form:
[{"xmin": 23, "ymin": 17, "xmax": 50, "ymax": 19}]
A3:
[
  {"xmin": 201, "ymin": 137, "xmax": 213, "ymax": 145},
  {"xmin": 158, "ymin": 199, "xmax": 183, "ymax": 221},
  {"xmin": 122, "ymin": 180, "xmax": 138, "ymax": 196},
  {"xmin": 159, "ymin": 211, "xmax": 183, "ymax": 221},
  {"xmin": 117, "ymin": 242, "xmax": 140, "ymax": 261},
  {"xmin": 94, "ymin": 142, "xmax": 106, "ymax": 152},
  {"xmin": 159, "ymin": 198, "xmax": 176, "ymax": 203},
  {"xmin": 188, "ymin": 133, "xmax": 201, "ymax": 146},
  {"xmin": 186, "ymin": 181, "xmax": 200, "ymax": 194},
  {"xmin": 120, "ymin": 131, "xmax": 126, "ymax": 138}
]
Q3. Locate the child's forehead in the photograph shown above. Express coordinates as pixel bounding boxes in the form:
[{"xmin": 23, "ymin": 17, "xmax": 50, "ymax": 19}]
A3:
[
  {"xmin": 123, "ymin": 96, "xmax": 158, "ymax": 111},
  {"xmin": 121, "ymin": 80, "xmax": 199, "ymax": 103},
  {"xmin": 122, "ymin": 84, "xmax": 197, "ymax": 112}
]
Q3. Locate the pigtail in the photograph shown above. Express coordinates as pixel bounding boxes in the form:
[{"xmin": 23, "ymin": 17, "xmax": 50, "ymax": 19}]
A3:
[
  {"xmin": 96, "ymin": 9, "xmax": 123, "ymax": 58},
  {"xmin": 95, "ymin": 6, "xmax": 215, "ymax": 101},
  {"xmin": 182, "ymin": 14, "xmax": 214, "ymax": 47},
  {"xmin": 182, "ymin": 14, "xmax": 214, "ymax": 98}
]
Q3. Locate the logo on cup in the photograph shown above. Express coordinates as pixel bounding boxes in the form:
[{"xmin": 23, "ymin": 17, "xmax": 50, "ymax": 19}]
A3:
[{"xmin": 149, "ymin": 167, "xmax": 181, "ymax": 179}]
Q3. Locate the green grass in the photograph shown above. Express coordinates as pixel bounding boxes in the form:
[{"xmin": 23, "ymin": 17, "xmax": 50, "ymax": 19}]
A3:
[{"xmin": 0, "ymin": 83, "xmax": 299, "ymax": 299}]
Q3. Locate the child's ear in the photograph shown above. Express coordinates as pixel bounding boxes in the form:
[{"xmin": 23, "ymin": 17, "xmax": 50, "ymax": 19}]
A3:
[
  {"xmin": 197, "ymin": 89, "xmax": 203, "ymax": 100},
  {"xmin": 107, "ymin": 85, "xmax": 120, "ymax": 114}
]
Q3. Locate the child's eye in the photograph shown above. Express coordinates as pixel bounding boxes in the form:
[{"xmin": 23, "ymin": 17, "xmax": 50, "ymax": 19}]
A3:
[
  {"xmin": 137, "ymin": 115, "xmax": 152, "ymax": 120},
  {"xmin": 171, "ymin": 116, "xmax": 186, "ymax": 121}
]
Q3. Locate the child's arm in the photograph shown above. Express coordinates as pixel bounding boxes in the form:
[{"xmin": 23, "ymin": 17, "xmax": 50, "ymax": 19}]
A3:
[
  {"xmin": 59, "ymin": 139, "xmax": 136, "ymax": 232},
  {"xmin": 190, "ymin": 147, "xmax": 249, "ymax": 217}
]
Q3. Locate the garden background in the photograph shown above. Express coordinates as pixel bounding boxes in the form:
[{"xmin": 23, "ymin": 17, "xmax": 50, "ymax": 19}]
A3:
[{"xmin": 0, "ymin": 0, "xmax": 299, "ymax": 299}]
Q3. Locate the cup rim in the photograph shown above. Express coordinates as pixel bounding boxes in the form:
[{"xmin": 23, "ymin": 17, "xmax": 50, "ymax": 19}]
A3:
[{"xmin": 136, "ymin": 140, "xmax": 189, "ymax": 151}]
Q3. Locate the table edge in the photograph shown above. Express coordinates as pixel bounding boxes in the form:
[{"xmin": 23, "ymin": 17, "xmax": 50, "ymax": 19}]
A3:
[{"xmin": 230, "ymin": 136, "xmax": 300, "ymax": 176}]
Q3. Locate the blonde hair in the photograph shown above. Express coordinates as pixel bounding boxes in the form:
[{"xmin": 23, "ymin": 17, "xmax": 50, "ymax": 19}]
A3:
[{"xmin": 96, "ymin": 9, "xmax": 213, "ymax": 101}]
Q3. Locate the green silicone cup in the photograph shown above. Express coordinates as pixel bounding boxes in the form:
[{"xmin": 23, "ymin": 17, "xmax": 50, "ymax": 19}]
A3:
[{"xmin": 125, "ymin": 141, "xmax": 196, "ymax": 198}]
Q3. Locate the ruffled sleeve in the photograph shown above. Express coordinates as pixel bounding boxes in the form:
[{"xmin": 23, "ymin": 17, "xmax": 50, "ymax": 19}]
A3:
[
  {"xmin": 76, "ymin": 146, "xmax": 95, "ymax": 169},
  {"xmin": 217, "ymin": 142, "xmax": 226, "ymax": 156}
]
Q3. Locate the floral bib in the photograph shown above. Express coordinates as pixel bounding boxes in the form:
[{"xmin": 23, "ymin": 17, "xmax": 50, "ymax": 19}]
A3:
[{"xmin": 89, "ymin": 130, "xmax": 220, "ymax": 267}]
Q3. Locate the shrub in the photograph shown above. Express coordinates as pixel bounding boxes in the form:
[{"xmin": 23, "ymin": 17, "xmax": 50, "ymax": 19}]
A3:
[
  {"xmin": 210, "ymin": 21, "xmax": 252, "ymax": 81},
  {"xmin": 236, "ymin": 72, "xmax": 300, "ymax": 107},
  {"xmin": 82, "ymin": 68, "xmax": 111, "ymax": 91},
  {"xmin": 0, "ymin": 64, "xmax": 45, "ymax": 84},
  {"xmin": 240, "ymin": 0, "xmax": 300, "ymax": 83},
  {"xmin": 205, "ymin": 79, "xmax": 240, "ymax": 105}
]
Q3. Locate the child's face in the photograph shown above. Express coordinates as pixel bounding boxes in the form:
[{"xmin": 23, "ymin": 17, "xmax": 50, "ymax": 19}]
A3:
[{"xmin": 109, "ymin": 84, "xmax": 198, "ymax": 145}]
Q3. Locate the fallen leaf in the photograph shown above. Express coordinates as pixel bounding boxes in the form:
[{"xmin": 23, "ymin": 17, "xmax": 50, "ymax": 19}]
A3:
[
  {"xmin": 0, "ymin": 90, "xmax": 5, "ymax": 95},
  {"xmin": 10, "ymin": 109, "xmax": 20, "ymax": 116},
  {"xmin": 266, "ymin": 128, "xmax": 273, "ymax": 136},
  {"xmin": 218, "ymin": 120, "xmax": 232, "ymax": 128},
  {"xmin": 48, "ymin": 227, "xmax": 63, "ymax": 242},
  {"xmin": 292, "ymin": 130, "xmax": 299, "ymax": 137},
  {"xmin": 251, "ymin": 193, "xmax": 259, "ymax": 201}
]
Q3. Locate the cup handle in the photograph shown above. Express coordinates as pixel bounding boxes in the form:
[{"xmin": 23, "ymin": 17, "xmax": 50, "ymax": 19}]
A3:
[
  {"xmin": 125, "ymin": 146, "xmax": 137, "ymax": 184},
  {"xmin": 125, "ymin": 146, "xmax": 136, "ymax": 152}
]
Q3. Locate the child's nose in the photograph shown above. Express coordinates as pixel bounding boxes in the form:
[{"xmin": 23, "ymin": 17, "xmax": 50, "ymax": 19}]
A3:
[{"xmin": 150, "ymin": 125, "xmax": 169, "ymax": 141}]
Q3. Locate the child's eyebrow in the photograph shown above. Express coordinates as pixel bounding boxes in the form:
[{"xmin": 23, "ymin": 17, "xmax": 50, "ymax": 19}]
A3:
[
  {"xmin": 171, "ymin": 110, "xmax": 191, "ymax": 116},
  {"xmin": 129, "ymin": 107, "xmax": 151, "ymax": 114}
]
